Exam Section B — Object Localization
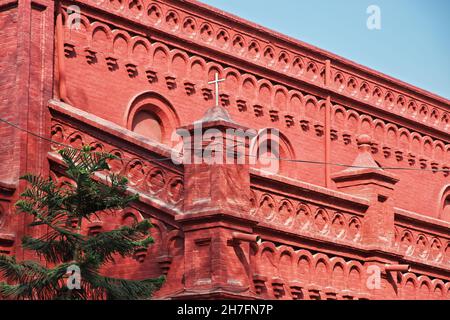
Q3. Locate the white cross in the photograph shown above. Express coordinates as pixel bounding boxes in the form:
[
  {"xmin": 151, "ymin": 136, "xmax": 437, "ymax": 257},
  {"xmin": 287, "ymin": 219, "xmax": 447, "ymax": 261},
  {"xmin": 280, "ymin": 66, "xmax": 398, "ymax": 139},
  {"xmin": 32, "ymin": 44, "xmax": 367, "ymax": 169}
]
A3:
[{"xmin": 208, "ymin": 72, "xmax": 225, "ymax": 107}]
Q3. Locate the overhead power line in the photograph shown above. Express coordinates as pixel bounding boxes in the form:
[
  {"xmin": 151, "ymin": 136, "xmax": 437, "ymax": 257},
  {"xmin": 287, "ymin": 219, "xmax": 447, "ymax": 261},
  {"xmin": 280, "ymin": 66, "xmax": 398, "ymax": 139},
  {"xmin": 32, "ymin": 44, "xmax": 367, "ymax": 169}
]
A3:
[{"xmin": 0, "ymin": 117, "xmax": 448, "ymax": 173}]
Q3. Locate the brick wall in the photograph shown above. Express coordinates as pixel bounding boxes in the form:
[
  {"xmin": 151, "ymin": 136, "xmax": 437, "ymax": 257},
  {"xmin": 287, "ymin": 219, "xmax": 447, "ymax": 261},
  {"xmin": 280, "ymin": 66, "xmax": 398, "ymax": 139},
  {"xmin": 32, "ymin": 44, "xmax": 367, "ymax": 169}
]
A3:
[{"xmin": 0, "ymin": 3, "xmax": 19, "ymax": 183}]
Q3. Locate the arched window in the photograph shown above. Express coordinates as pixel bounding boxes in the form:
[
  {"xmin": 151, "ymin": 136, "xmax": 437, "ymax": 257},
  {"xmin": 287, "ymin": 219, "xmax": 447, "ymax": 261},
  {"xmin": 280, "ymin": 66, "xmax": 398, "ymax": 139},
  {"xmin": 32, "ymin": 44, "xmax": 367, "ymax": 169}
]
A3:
[
  {"xmin": 441, "ymin": 193, "xmax": 450, "ymax": 222},
  {"xmin": 250, "ymin": 128, "xmax": 294, "ymax": 176},
  {"xmin": 131, "ymin": 110, "xmax": 162, "ymax": 142},
  {"xmin": 439, "ymin": 186, "xmax": 450, "ymax": 222},
  {"xmin": 125, "ymin": 92, "xmax": 179, "ymax": 145}
]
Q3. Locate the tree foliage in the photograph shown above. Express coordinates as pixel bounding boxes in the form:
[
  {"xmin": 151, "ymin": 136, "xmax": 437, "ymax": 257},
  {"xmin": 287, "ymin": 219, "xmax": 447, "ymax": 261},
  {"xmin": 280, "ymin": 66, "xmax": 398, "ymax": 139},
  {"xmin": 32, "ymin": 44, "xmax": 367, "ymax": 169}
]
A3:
[{"xmin": 0, "ymin": 147, "xmax": 164, "ymax": 300}]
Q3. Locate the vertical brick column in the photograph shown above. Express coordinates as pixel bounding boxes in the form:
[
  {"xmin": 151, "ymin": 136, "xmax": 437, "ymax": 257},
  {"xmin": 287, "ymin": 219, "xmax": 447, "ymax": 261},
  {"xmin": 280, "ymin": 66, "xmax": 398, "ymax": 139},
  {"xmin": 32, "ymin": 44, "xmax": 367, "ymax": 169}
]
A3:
[
  {"xmin": 331, "ymin": 134, "xmax": 399, "ymax": 248},
  {"xmin": 332, "ymin": 135, "xmax": 402, "ymax": 299},
  {"xmin": 173, "ymin": 105, "xmax": 259, "ymax": 299},
  {"xmin": 0, "ymin": 0, "xmax": 55, "ymax": 259}
]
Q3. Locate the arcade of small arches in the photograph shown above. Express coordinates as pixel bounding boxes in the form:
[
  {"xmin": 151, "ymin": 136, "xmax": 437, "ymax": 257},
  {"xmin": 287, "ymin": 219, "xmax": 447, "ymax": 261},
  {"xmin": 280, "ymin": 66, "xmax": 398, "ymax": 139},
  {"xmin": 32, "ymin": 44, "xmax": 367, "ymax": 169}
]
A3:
[
  {"xmin": 58, "ymin": 3, "xmax": 450, "ymax": 222},
  {"xmin": 63, "ymin": 12, "xmax": 450, "ymax": 164},
  {"xmin": 63, "ymin": 1, "xmax": 450, "ymax": 134}
]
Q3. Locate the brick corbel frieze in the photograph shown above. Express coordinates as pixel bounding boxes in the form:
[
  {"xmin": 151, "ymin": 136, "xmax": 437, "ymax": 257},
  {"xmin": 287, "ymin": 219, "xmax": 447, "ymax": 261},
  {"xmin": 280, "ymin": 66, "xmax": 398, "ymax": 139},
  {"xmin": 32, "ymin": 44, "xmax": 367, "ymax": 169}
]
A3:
[{"xmin": 67, "ymin": 0, "xmax": 450, "ymax": 142}]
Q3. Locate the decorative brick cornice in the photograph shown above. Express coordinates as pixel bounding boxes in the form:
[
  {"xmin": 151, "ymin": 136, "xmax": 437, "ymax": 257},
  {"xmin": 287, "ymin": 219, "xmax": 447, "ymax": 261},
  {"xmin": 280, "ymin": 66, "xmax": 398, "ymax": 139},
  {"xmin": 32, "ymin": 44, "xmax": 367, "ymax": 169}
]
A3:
[
  {"xmin": 395, "ymin": 207, "xmax": 450, "ymax": 233},
  {"xmin": 69, "ymin": 0, "xmax": 450, "ymax": 141}
]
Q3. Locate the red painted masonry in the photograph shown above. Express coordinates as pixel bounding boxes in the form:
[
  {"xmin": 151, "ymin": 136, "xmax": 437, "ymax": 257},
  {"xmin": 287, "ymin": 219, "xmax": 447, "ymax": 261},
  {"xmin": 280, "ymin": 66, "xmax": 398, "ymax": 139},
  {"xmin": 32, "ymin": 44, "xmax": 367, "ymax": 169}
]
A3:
[{"xmin": 0, "ymin": 0, "xmax": 450, "ymax": 300}]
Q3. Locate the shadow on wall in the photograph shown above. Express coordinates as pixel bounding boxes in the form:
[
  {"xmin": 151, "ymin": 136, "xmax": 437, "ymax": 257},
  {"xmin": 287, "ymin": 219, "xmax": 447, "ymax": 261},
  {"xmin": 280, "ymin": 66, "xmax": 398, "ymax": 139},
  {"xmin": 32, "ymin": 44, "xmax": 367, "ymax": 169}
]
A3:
[{"xmin": 439, "ymin": 186, "xmax": 450, "ymax": 222}]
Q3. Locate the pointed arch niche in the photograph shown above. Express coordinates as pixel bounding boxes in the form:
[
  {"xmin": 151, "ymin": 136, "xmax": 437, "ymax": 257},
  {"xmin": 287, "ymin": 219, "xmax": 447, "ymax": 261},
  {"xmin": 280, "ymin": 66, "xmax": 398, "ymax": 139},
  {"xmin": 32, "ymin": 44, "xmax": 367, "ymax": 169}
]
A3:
[
  {"xmin": 125, "ymin": 92, "xmax": 180, "ymax": 146},
  {"xmin": 439, "ymin": 186, "xmax": 450, "ymax": 222}
]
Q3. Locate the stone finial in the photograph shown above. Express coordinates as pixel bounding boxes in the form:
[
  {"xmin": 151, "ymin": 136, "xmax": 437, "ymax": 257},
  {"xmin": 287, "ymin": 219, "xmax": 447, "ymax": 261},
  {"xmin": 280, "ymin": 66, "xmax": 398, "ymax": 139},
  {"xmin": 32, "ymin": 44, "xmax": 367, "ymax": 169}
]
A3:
[
  {"xmin": 339, "ymin": 134, "xmax": 381, "ymax": 174},
  {"xmin": 357, "ymin": 134, "xmax": 371, "ymax": 151},
  {"xmin": 197, "ymin": 104, "xmax": 235, "ymax": 124},
  {"xmin": 331, "ymin": 134, "xmax": 399, "ymax": 198}
]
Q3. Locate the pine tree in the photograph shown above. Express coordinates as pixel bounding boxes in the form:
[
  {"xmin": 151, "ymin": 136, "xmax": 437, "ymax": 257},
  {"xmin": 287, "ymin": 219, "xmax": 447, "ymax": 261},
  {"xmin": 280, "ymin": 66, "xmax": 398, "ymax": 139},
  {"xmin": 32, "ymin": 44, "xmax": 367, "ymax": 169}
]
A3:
[{"xmin": 0, "ymin": 147, "xmax": 164, "ymax": 300}]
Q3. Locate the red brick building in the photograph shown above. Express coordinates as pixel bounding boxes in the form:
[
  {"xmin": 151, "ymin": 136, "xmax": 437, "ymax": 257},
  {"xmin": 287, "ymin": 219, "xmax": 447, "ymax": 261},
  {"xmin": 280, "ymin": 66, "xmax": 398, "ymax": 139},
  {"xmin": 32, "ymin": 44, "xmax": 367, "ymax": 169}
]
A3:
[{"xmin": 1, "ymin": 0, "xmax": 450, "ymax": 300}]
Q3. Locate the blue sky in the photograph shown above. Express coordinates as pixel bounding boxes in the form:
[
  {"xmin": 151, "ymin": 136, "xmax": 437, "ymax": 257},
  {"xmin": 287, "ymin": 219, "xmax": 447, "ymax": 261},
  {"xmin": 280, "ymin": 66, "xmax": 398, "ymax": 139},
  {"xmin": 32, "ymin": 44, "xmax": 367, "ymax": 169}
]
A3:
[{"xmin": 201, "ymin": 0, "xmax": 450, "ymax": 100}]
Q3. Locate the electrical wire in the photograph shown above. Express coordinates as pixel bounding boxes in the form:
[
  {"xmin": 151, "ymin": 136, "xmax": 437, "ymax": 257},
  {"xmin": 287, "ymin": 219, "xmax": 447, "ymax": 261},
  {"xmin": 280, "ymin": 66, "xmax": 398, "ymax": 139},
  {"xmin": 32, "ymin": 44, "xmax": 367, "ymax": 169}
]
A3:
[
  {"xmin": 0, "ymin": 117, "xmax": 175, "ymax": 163},
  {"xmin": 1, "ymin": 116, "xmax": 449, "ymax": 173}
]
